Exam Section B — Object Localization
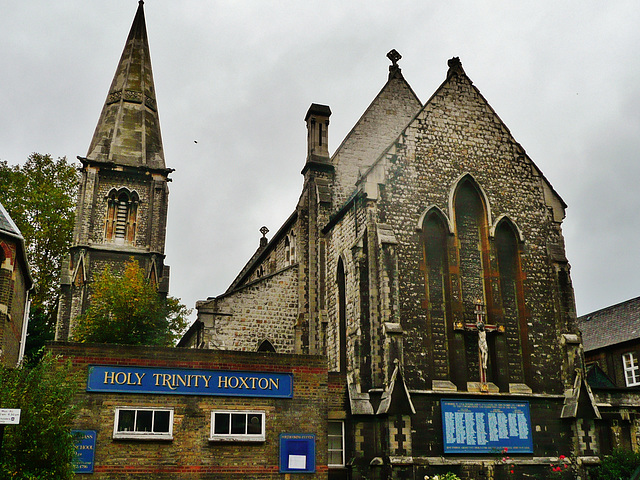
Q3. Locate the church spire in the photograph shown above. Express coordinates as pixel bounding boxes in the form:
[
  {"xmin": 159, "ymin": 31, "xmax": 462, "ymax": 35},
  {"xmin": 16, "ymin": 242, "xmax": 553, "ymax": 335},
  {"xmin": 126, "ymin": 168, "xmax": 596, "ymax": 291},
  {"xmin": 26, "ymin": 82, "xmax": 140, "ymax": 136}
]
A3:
[{"xmin": 85, "ymin": 1, "xmax": 166, "ymax": 170}]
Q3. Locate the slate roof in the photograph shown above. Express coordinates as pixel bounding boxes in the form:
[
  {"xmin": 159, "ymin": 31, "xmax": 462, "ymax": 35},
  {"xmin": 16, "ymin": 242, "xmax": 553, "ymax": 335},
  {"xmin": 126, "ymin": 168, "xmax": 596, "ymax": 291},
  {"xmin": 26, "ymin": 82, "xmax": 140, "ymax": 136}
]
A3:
[
  {"xmin": 85, "ymin": 0, "xmax": 167, "ymax": 171},
  {"xmin": 0, "ymin": 201, "xmax": 23, "ymax": 239},
  {"xmin": 577, "ymin": 296, "xmax": 640, "ymax": 352}
]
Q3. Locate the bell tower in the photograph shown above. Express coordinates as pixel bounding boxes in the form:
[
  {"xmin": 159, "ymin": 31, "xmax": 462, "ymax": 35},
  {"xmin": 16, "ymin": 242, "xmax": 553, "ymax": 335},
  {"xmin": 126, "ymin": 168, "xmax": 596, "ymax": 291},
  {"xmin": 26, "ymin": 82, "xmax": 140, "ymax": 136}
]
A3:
[{"xmin": 56, "ymin": 1, "xmax": 172, "ymax": 340}]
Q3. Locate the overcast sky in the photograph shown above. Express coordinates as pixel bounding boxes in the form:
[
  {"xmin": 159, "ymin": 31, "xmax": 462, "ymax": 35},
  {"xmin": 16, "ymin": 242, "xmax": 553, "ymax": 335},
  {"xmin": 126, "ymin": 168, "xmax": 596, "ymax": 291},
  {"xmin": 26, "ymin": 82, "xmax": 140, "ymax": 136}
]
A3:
[{"xmin": 1, "ymin": 1, "xmax": 639, "ymax": 319}]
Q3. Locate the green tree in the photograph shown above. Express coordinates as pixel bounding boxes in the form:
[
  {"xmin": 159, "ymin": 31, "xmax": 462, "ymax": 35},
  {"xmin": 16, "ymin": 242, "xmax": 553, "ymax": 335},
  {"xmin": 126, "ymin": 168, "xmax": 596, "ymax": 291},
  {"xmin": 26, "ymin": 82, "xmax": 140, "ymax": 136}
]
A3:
[
  {"xmin": 72, "ymin": 260, "xmax": 190, "ymax": 346},
  {"xmin": 0, "ymin": 352, "xmax": 79, "ymax": 479},
  {"xmin": 593, "ymin": 448, "xmax": 640, "ymax": 480},
  {"xmin": 0, "ymin": 153, "xmax": 78, "ymax": 357}
]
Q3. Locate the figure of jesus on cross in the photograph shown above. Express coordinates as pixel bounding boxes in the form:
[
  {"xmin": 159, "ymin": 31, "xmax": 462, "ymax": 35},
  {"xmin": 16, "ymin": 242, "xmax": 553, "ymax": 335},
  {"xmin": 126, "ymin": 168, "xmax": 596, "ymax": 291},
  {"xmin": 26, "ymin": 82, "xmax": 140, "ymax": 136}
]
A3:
[{"xmin": 454, "ymin": 299, "xmax": 504, "ymax": 389}]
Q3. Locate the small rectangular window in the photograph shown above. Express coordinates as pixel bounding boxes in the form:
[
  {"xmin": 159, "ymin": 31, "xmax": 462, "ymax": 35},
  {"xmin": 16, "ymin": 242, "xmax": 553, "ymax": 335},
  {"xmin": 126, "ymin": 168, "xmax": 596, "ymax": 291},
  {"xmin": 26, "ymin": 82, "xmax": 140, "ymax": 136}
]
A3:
[
  {"xmin": 210, "ymin": 411, "xmax": 265, "ymax": 442},
  {"xmin": 623, "ymin": 353, "xmax": 640, "ymax": 387},
  {"xmin": 328, "ymin": 421, "xmax": 345, "ymax": 467},
  {"xmin": 113, "ymin": 408, "xmax": 173, "ymax": 440}
]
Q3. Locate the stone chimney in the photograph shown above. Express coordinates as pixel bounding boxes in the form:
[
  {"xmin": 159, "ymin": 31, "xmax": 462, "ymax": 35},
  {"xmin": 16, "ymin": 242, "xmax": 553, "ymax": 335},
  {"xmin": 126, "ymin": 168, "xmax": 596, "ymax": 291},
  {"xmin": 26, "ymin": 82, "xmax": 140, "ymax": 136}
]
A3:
[{"xmin": 305, "ymin": 104, "xmax": 331, "ymax": 162}]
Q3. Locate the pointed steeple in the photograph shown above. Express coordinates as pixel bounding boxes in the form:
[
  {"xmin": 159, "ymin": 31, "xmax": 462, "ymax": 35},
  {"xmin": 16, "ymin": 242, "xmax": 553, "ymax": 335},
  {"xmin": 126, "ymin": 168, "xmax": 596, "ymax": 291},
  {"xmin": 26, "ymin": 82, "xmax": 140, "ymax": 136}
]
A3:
[{"xmin": 85, "ymin": 1, "xmax": 166, "ymax": 170}]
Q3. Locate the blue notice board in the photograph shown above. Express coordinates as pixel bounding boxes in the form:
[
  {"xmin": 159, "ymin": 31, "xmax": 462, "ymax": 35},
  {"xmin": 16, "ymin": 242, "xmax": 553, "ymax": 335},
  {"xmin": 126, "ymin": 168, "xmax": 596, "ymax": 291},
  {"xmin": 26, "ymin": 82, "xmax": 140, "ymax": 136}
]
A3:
[
  {"xmin": 72, "ymin": 430, "xmax": 96, "ymax": 474},
  {"xmin": 279, "ymin": 433, "xmax": 316, "ymax": 473},
  {"xmin": 441, "ymin": 399, "xmax": 533, "ymax": 453}
]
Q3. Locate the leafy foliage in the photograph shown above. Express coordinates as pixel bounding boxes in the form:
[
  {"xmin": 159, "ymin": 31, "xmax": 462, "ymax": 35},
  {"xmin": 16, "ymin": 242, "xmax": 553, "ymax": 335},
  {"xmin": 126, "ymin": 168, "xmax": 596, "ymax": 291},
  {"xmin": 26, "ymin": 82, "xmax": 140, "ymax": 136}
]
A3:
[
  {"xmin": 72, "ymin": 260, "xmax": 190, "ymax": 346},
  {"xmin": 593, "ymin": 448, "xmax": 640, "ymax": 480},
  {"xmin": 0, "ymin": 154, "xmax": 78, "ymax": 357},
  {"xmin": 0, "ymin": 352, "xmax": 79, "ymax": 479},
  {"xmin": 424, "ymin": 473, "xmax": 461, "ymax": 480}
]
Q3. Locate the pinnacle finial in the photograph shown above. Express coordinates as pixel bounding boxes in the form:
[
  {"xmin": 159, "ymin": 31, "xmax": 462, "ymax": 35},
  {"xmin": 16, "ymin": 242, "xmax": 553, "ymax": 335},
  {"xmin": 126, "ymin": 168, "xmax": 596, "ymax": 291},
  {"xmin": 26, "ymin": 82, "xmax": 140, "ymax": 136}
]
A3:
[
  {"xmin": 387, "ymin": 49, "xmax": 403, "ymax": 79},
  {"xmin": 446, "ymin": 57, "xmax": 465, "ymax": 78},
  {"xmin": 387, "ymin": 49, "xmax": 402, "ymax": 67}
]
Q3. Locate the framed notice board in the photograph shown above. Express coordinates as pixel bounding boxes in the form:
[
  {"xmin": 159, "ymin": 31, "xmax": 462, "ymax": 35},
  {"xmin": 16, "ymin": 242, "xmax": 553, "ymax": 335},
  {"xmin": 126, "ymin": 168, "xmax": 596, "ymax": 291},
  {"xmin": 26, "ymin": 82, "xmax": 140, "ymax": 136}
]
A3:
[
  {"xmin": 441, "ymin": 399, "xmax": 533, "ymax": 454},
  {"xmin": 279, "ymin": 433, "xmax": 316, "ymax": 473},
  {"xmin": 72, "ymin": 430, "xmax": 97, "ymax": 474}
]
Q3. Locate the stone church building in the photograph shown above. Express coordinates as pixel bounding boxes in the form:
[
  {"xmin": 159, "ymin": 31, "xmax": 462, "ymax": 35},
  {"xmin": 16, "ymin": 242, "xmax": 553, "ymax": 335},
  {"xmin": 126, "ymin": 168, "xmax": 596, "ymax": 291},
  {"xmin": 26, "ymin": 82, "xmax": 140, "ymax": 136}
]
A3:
[
  {"xmin": 55, "ymin": 1, "xmax": 171, "ymax": 340},
  {"xmin": 52, "ymin": 2, "xmax": 610, "ymax": 479},
  {"xmin": 183, "ymin": 54, "xmax": 603, "ymax": 478}
]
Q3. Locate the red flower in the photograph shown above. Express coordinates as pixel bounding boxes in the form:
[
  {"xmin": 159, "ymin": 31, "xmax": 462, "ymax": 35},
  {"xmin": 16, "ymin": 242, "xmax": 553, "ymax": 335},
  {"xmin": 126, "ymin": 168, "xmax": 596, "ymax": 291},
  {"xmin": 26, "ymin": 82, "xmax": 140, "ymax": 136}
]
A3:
[{"xmin": 559, "ymin": 454, "xmax": 566, "ymax": 460}]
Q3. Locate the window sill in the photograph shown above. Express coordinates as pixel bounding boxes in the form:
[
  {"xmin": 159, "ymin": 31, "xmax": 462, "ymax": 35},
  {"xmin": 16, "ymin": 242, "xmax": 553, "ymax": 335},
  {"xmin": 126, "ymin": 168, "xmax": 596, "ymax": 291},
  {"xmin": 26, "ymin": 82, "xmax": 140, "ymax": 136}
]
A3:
[
  {"xmin": 208, "ymin": 435, "xmax": 265, "ymax": 443},
  {"xmin": 113, "ymin": 433, "xmax": 173, "ymax": 441}
]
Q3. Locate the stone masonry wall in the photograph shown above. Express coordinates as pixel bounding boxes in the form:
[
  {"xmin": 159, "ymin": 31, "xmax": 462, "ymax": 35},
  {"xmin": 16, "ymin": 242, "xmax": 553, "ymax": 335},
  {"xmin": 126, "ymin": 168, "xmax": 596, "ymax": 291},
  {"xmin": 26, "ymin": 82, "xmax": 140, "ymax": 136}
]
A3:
[
  {"xmin": 88, "ymin": 170, "xmax": 160, "ymax": 251},
  {"xmin": 370, "ymin": 70, "xmax": 573, "ymax": 394},
  {"xmin": 324, "ymin": 202, "xmax": 368, "ymax": 376},
  {"xmin": 49, "ymin": 342, "xmax": 328, "ymax": 480},
  {"xmin": 331, "ymin": 71, "xmax": 421, "ymax": 210},
  {"xmin": 205, "ymin": 265, "xmax": 298, "ymax": 353}
]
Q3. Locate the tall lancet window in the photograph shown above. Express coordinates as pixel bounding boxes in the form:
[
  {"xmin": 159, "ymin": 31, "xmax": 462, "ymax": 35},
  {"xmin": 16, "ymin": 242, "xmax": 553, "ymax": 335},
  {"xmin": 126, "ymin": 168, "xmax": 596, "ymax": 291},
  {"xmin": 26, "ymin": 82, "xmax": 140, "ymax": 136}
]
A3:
[
  {"xmin": 454, "ymin": 179, "xmax": 490, "ymax": 320},
  {"xmin": 420, "ymin": 210, "xmax": 452, "ymax": 381},
  {"xmin": 337, "ymin": 258, "xmax": 347, "ymax": 373},
  {"xmin": 495, "ymin": 218, "xmax": 529, "ymax": 384},
  {"xmin": 105, "ymin": 188, "xmax": 139, "ymax": 244},
  {"xmin": 454, "ymin": 178, "xmax": 492, "ymax": 383},
  {"xmin": 284, "ymin": 236, "xmax": 291, "ymax": 265}
]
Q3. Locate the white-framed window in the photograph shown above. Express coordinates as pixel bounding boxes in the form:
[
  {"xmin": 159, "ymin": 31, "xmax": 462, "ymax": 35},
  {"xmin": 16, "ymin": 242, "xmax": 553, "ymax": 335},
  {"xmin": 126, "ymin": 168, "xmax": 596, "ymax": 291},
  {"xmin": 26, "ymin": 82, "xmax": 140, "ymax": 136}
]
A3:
[
  {"xmin": 328, "ymin": 420, "xmax": 345, "ymax": 467},
  {"xmin": 113, "ymin": 407, "xmax": 173, "ymax": 440},
  {"xmin": 210, "ymin": 411, "xmax": 265, "ymax": 442},
  {"xmin": 623, "ymin": 352, "xmax": 640, "ymax": 387}
]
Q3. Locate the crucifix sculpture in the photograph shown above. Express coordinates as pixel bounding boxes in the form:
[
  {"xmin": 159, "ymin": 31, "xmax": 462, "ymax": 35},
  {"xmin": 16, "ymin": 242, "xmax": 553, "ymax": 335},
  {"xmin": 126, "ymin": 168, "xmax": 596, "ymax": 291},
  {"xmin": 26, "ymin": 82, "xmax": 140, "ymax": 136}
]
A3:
[{"xmin": 454, "ymin": 299, "xmax": 504, "ymax": 391}]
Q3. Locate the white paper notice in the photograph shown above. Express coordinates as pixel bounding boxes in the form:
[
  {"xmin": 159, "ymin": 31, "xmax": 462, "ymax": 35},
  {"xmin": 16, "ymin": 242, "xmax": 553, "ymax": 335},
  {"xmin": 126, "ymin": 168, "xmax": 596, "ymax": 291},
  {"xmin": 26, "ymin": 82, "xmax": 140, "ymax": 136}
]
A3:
[{"xmin": 288, "ymin": 455, "xmax": 307, "ymax": 470}]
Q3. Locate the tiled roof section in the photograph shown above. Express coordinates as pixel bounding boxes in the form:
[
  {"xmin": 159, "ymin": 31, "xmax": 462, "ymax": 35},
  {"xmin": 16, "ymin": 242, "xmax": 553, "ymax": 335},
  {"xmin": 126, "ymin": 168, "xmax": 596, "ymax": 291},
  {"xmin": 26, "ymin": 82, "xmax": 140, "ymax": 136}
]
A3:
[
  {"xmin": 85, "ymin": 1, "xmax": 166, "ymax": 170},
  {"xmin": 577, "ymin": 296, "xmax": 640, "ymax": 351},
  {"xmin": 0, "ymin": 202, "xmax": 23, "ymax": 239}
]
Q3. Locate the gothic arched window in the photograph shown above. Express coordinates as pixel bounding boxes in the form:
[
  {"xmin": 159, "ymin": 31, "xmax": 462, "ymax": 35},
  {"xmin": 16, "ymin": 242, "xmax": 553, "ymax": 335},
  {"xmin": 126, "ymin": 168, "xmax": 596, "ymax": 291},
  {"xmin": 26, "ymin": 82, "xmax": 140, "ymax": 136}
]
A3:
[
  {"xmin": 105, "ymin": 188, "xmax": 139, "ymax": 244},
  {"xmin": 453, "ymin": 178, "xmax": 490, "ymax": 322},
  {"xmin": 495, "ymin": 218, "xmax": 529, "ymax": 384},
  {"xmin": 284, "ymin": 233, "xmax": 297, "ymax": 267},
  {"xmin": 284, "ymin": 236, "xmax": 291, "ymax": 265},
  {"xmin": 452, "ymin": 177, "xmax": 495, "ymax": 385},
  {"xmin": 257, "ymin": 339, "xmax": 276, "ymax": 353},
  {"xmin": 289, "ymin": 232, "xmax": 296, "ymax": 264},
  {"xmin": 421, "ymin": 211, "xmax": 450, "ymax": 314},
  {"xmin": 337, "ymin": 257, "xmax": 347, "ymax": 373},
  {"xmin": 420, "ymin": 210, "xmax": 452, "ymax": 379}
]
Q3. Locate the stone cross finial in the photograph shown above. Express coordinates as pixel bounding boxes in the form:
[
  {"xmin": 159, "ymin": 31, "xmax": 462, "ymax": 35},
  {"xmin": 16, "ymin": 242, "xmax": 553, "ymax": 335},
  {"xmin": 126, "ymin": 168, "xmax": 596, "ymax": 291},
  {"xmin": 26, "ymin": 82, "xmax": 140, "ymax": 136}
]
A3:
[
  {"xmin": 259, "ymin": 226, "xmax": 269, "ymax": 247},
  {"xmin": 387, "ymin": 49, "xmax": 402, "ymax": 67}
]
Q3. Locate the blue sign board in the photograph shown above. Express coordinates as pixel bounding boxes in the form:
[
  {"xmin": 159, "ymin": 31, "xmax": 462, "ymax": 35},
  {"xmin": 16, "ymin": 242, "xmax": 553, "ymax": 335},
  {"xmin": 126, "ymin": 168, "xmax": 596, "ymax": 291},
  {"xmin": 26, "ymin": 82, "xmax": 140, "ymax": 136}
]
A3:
[
  {"xmin": 279, "ymin": 433, "xmax": 316, "ymax": 474},
  {"xmin": 87, "ymin": 365, "xmax": 293, "ymax": 398},
  {"xmin": 72, "ymin": 430, "xmax": 96, "ymax": 474},
  {"xmin": 441, "ymin": 399, "xmax": 533, "ymax": 453}
]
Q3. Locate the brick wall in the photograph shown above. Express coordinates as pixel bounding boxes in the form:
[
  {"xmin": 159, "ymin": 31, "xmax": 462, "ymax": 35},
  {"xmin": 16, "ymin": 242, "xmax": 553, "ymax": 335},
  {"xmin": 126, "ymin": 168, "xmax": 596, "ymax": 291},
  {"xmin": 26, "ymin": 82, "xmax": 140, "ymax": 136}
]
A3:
[
  {"xmin": 0, "ymin": 237, "xmax": 29, "ymax": 366},
  {"xmin": 49, "ymin": 342, "xmax": 328, "ymax": 479}
]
